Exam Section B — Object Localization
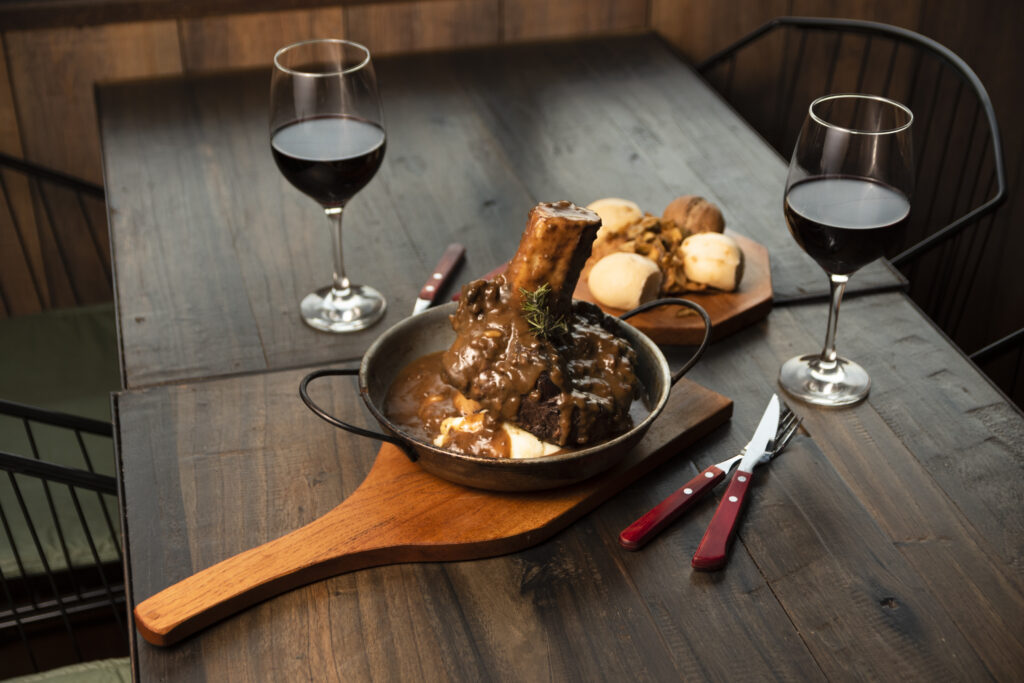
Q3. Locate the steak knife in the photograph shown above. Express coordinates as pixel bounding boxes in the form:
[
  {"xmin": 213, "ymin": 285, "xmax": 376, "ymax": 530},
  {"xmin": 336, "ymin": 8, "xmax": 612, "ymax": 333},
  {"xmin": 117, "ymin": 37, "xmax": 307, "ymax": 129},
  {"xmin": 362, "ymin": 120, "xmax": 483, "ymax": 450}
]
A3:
[
  {"xmin": 691, "ymin": 394, "xmax": 779, "ymax": 571},
  {"xmin": 412, "ymin": 243, "xmax": 465, "ymax": 314}
]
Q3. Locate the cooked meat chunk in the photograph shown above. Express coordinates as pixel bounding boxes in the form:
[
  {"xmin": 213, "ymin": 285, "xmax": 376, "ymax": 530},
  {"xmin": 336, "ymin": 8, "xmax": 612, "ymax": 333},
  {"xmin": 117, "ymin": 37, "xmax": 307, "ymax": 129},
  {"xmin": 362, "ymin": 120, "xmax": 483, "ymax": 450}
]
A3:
[
  {"xmin": 504, "ymin": 200, "xmax": 601, "ymax": 319},
  {"xmin": 440, "ymin": 201, "xmax": 641, "ymax": 448}
]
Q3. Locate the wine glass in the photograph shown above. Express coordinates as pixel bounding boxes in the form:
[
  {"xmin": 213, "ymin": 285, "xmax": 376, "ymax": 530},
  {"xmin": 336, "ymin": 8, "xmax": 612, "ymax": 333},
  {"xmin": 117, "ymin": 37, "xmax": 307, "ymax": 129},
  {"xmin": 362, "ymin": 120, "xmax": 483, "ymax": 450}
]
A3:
[
  {"xmin": 270, "ymin": 39, "xmax": 387, "ymax": 333},
  {"xmin": 779, "ymin": 94, "xmax": 914, "ymax": 406}
]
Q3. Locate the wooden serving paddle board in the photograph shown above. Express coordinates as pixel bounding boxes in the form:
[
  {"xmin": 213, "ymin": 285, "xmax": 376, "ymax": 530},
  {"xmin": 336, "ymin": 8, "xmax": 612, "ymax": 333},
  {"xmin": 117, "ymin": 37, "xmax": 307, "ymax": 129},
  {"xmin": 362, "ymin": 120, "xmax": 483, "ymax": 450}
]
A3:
[
  {"xmin": 134, "ymin": 379, "xmax": 732, "ymax": 647},
  {"xmin": 573, "ymin": 232, "xmax": 772, "ymax": 345}
]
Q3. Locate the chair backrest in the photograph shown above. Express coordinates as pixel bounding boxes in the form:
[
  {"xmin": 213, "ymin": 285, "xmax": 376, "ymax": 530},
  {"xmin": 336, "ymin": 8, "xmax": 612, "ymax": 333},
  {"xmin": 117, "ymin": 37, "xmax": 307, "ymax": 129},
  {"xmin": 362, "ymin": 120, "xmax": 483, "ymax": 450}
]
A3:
[
  {"xmin": 0, "ymin": 399, "xmax": 125, "ymax": 676},
  {"xmin": 698, "ymin": 17, "xmax": 1007, "ymax": 334},
  {"xmin": 0, "ymin": 154, "xmax": 111, "ymax": 319}
]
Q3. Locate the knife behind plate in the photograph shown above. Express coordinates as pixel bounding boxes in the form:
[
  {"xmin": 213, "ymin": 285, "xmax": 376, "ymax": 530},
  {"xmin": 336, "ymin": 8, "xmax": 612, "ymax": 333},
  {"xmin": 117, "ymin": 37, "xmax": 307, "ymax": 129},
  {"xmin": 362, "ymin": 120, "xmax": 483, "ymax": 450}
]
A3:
[{"xmin": 412, "ymin": 243, "xmax": 466, "ymax": 314}]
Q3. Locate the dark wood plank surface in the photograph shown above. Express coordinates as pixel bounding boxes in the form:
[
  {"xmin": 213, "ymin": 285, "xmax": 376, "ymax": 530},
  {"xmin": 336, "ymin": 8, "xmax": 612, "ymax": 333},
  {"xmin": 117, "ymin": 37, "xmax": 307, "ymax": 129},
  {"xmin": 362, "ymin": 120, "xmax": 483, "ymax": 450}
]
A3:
[
  {"xmin": 116, "ymin": 290, "xmax": 1024, "ymax": 681},
  {"xmin": 98, "ymin": 34, "xmax": 905, "ymax": 389},
  {"xmin": 103, "ymin": 35, "xmax": 1024, "ymax": 681}
]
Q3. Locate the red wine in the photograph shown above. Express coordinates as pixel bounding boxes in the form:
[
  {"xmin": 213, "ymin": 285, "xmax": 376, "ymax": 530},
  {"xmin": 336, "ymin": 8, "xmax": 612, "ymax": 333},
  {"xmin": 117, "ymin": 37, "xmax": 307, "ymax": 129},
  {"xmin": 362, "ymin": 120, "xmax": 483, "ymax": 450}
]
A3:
[
  {"xmin": 785, "ymin": 177, "xmax": 910, "ymax": 275},
  {"xmin": 271, "ymin": 116, "xmax": 386, "ymax": 207}
]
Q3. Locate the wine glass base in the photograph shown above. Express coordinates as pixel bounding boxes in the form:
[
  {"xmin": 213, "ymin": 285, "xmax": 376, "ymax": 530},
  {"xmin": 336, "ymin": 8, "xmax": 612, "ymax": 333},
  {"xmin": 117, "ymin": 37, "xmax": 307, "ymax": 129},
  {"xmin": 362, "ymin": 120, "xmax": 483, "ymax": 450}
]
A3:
[
  {"xmin": 301, "ymin": 284, "xmax": 386, "ymax": 333},
  {"xmin": 778, "ymin": 353, "xmax": 870, "ymax": 407}
]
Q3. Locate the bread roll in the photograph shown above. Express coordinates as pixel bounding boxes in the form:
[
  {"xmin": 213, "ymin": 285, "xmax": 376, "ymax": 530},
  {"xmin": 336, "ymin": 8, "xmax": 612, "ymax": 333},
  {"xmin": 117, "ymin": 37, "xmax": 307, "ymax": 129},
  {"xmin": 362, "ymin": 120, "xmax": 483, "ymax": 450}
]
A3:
[
  {"xmin": 681, "ymin": 232, "xmax": 743, "ymax": 291},
  {"xmin": 587, "ymin": 198, "xmax": 642, "ymax": 243},
  {"xmin": 588, "ymin": 252, "xmax": 663, "ymax": 310}
]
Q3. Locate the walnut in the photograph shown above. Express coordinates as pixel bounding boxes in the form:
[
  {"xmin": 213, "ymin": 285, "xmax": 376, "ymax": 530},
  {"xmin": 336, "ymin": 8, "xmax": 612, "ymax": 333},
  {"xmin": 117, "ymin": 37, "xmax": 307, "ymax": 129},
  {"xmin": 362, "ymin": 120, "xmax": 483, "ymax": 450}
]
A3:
[{"xmin": 662, "ymin": 195, "xmax": 725, "ymax": 234}]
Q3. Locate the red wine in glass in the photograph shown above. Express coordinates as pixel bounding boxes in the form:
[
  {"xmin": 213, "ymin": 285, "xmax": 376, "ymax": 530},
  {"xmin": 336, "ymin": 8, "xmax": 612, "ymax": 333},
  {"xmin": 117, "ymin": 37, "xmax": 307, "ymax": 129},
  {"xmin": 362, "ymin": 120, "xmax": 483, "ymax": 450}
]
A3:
[
  {"xmin": 271, "ymin": 116, "xmax": 386, "ymax": 207},
  {"xmin": 779, "ymin": 93, "xmax": 914, "ymax": 407},
  {"xmin": 784, "ymin": 176, "xmax": 911, "ymax": 275},
  {"xmin": 270, "ymin": 39, "xmax": 388, "ymax": 333}
]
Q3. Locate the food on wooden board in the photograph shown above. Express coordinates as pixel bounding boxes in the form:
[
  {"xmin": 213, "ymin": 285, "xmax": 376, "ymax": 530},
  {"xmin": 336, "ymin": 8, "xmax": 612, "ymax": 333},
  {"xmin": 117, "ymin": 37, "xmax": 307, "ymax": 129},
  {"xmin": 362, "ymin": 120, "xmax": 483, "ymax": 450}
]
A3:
[
  {"xmin": 385, "ymin": 201, "xmax": 647, "ymax": 459},
  {"xmin": 587, "ymin": 252, "xmax": 663, "ymax": 310},
  {"xmin": 588, "ymin": 197, "xmax": 643, "ymax": 244},
  {"xmin": 662, "ymin": 195, "xmax": 725, "ymax": 235},
  {"xmin": 584, "ymin": 195, "xmax": 744, "ymax": 301},
  {"xmin": 682, "ymin": 232, "xmax": 744, "ymax": 292}
]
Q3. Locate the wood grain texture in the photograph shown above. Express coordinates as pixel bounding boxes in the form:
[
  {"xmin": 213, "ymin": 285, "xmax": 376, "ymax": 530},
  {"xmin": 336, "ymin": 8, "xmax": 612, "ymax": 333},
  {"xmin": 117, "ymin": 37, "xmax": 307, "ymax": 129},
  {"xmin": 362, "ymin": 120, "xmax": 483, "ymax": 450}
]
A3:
[
  {"xmin": 502, "ymin": 0, "xmax": 648, "ymax": 42},
  {"xmin": 675, "ymin": 291, "xmax": 1024, "ymax": 679},
  {"xmin": 117, "ymin": 291, "xmax": 1024, "ymax": 679},
  {"xmin": 574, "ymin": 231, "xmax": 772, "ymax": 345},
  {"xmin": 99, "ymin": 36, "xmax": 906, "ymax": 389},
  {"xmin": 4, "ymin": 21, "xmax": 183, "ymax": 184},
  {"xmin": 0, "ymin": 0, "xmax": 448, "ymax": 31},
  {"xmin": 0, "ymin": 39, "xmax": 22, "ymax": 158},
  {"xmin": 178, "ymin": 8, "xmax": 345, "ymax": 72},
  {"xmin": 119, "ymin": 366, "xmax": 817, "ymax": 680},
  {"xmin": 0, "ymin": 171, "xmax": 44, "ymax": 316},
  {"xmin": 345, "ymin": 0, "xmax": 500, "ymax": 55},
  {"xmin": 650, "ymin": 0, "xmax": 786, "ymax": 65},
  {"xmin": 132, "ymin": 378, "xmax": 732, "ymax": 646}
]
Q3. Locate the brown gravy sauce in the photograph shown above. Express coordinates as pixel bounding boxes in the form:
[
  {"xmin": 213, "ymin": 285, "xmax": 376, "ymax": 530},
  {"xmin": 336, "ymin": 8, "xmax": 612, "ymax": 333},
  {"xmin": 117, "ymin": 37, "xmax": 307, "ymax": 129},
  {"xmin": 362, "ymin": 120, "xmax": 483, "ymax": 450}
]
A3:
[{"xmin": 384, "ymin": 277, "xmax": 651, "ymax": 459}]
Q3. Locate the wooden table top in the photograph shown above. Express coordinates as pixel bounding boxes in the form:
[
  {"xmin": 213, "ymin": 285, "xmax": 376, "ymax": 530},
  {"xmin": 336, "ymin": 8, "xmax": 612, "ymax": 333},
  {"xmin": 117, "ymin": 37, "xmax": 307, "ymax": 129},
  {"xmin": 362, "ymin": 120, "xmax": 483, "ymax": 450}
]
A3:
[
  {"xmin": 101, "ymin": 35, "xmax": 1024, "ymax": 681},
  {"xmin": 98, "ymin": 33, "xmax": 904, "ymax": 390}
]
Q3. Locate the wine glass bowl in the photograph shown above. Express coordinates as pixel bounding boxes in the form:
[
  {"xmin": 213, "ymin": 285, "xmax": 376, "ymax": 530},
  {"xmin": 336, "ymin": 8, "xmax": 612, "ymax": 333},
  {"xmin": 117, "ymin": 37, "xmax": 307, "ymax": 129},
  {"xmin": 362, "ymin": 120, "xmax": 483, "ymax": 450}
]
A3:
[
  {"xmin": 270, "ymin": 39, "xmax": 387, "ymax": 333},
  {"xmin": 779, "ymin": 94, "xmax": 913, "ymax": 407}
]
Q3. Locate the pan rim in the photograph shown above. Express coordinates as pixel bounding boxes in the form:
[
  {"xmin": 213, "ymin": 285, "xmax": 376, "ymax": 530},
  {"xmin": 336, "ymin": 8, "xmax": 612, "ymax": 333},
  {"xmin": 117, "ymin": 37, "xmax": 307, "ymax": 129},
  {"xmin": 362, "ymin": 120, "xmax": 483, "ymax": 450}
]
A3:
[{"xmin": 358, "ymin": 301, "xmax": 673, "ymax": 469}]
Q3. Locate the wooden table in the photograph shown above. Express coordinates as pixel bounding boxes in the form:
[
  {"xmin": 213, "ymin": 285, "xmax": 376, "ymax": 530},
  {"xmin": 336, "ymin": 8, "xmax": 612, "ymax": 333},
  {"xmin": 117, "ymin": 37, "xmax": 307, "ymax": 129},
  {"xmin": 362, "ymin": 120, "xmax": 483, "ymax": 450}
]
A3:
[{"xmin": 100, "ymin": 35, "xmax": 1024, "ymax": 681}]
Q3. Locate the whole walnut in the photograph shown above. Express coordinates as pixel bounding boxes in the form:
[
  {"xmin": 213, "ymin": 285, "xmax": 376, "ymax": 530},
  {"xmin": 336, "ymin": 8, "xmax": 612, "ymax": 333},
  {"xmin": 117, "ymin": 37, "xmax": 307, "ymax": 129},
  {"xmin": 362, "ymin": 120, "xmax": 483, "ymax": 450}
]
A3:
[{"xmin": 662, "ymin": 195, "xmax": 725, "ymax": 234}]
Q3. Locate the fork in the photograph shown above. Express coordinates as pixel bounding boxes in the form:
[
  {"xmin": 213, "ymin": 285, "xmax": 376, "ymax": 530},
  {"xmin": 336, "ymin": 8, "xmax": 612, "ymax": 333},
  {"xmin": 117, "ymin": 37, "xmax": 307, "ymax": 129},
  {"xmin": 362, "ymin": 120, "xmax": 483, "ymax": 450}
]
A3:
[
  {"xmin": 619, "ymin": 403, "xmax": 801, "ymax": 551},
  {"xmin": 690, "ymin": 403, "xmax": 802, "ymax": 570}
]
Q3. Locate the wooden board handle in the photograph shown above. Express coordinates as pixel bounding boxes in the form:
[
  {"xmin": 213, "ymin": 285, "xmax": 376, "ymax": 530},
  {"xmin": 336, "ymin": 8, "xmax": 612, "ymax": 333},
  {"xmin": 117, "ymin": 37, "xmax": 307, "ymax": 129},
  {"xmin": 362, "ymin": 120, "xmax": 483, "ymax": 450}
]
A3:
[
  {"xmin": 133, "ymin": 506, "xmax": 381, "ymax": 646},
  {"xmin": 133, "ymin": 381, "xmax": 733, "ymax": 647}
]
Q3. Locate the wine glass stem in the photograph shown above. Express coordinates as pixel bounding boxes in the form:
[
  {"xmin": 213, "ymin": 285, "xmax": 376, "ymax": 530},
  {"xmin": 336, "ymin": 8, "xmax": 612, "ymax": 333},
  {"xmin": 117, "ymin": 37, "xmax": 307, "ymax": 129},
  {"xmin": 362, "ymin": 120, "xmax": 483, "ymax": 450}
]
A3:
[
  {"xmin": 325, "ymin": 206, "xmax": 351, "ymax": 295},
  {"xmin": 819, "ymin": 273, "xmax": 849, "ymax": 369}
]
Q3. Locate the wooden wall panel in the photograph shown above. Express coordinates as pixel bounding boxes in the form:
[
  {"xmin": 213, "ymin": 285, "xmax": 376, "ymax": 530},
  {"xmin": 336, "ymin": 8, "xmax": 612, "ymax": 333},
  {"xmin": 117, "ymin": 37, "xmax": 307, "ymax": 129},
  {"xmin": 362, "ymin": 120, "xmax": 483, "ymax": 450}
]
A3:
[
  {"xmin": 179, "ymin": 8, "xmax": 345, "ymax": 72},
  {"xmin": 0, "ymin": 37, "xmax": 23, "ymax": 157},
  {"xmin": 4, "ymin": 21, "xmax": 183, "ymax": 184},
  {"xmin": 915, "ymin": 0, "xmax": 1024, "ymax": 352},
  {"xmin": 650, "ymin": 0, "xmax": 785, "ymax": 65},
  {"xmin": 503, "ymin": 0, "xmax": 647, "ymax": 43},
  {"xmin": 0, "ymin": 36, "xmax": 46, "ymax": 317},
  {"xmin": 0, "ymin": 175, "xmax": 40, "ymax": 316},
  {"xmin": 344, "ymin": 0, "xmax": 500, "ymax": 56}
]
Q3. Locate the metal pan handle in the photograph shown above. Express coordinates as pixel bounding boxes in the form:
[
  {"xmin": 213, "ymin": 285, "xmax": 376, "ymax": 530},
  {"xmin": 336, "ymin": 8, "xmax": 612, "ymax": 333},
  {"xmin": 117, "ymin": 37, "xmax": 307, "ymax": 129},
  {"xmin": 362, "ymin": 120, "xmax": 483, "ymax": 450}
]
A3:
[
  {"xmin": 299, "ymin": 368, "xmax": 418, "ymax": 462},
  {"xmin": 620, "ymin": 298, "xmax": 712, "ymax": 386}
]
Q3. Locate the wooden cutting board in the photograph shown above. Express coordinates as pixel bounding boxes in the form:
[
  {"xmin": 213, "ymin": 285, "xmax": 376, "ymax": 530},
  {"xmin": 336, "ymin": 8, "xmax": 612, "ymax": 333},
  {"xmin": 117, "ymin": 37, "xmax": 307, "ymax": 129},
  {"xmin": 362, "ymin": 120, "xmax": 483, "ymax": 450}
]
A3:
[
  {"xmin": 573, "ymin": 232, "xmax": 772, "ymax": 345},
  {"xmin": 133, "ymin": 379, "xmax": 732, "ymax": 647}
]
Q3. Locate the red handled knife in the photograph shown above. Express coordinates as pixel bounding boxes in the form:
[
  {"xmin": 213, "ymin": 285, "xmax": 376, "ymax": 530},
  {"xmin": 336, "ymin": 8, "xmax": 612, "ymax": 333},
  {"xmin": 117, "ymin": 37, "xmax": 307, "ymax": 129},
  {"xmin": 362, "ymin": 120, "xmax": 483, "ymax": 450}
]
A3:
[
  {"xmin": 412, "ymin": 243, "xmax": 465, "ymax": 314},
  {"xmin": 691, "ymin": 394, "xmax": 779, "ymax": 570}
]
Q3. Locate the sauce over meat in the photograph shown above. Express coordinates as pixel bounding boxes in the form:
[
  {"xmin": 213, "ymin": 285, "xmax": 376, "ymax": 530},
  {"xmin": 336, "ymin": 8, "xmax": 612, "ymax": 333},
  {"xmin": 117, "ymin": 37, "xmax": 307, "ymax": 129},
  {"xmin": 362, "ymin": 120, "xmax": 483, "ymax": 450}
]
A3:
[
  {"xmin": 384, "ymin": 276, "xmax": 648, "ymax": 458},
  {"xmin": 384, "ymin": 200, "xmax": 649, "ymax": 459}
]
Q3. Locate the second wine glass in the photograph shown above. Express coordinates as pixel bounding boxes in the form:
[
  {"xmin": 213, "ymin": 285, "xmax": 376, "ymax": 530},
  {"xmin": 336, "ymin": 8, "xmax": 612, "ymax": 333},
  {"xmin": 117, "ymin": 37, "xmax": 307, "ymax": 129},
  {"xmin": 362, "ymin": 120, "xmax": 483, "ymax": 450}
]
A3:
[
  {"xmin": 270, "ymin": 39, "xmax": 387, "ymax": 333},
  {"xmin": 779, "ymin": 93, "xmax": 914, "ymax": 406}
]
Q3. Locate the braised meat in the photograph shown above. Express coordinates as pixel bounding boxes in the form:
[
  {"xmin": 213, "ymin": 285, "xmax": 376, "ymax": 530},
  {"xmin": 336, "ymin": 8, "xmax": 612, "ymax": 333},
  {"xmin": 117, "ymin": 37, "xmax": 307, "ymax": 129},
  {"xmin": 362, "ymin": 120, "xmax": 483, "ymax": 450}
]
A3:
[{"xmin": 440, "ymin": 201, "xmax": 643, "ymax": 448}]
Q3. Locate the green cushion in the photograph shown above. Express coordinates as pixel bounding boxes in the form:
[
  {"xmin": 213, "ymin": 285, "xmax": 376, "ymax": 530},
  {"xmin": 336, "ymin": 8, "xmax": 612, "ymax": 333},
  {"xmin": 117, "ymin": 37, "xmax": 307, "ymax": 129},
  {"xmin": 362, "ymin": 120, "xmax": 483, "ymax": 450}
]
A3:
[
  {"xmin": 0, "ymin": 304, "xmax": 121, "ymax": 578},
  {"xmin": 0, "ymin": 303, "xmax": 119, "ymax": 420},
  {"xmin": 7, "ymin": 657, "xmax": 131, "ymax": 682}
]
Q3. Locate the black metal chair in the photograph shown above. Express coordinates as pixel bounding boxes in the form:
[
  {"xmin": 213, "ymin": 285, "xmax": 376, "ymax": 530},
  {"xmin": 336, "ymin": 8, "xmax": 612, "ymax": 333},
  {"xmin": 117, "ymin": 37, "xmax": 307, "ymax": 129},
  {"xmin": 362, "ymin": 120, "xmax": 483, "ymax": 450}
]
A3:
[
  {"xmin": 969, "ymin": 328, "xmax": 1024, "ymax": 407},
  {"xmin": 0, "ymin": 156, "xmax": 125, "ymax": 676},
  {"xmin": 0, "ymin": 399, "xmax": 126, "ymax": 678},
  {"xmin": 0, "ymin": 153, "xmax": 111, "ymax": 317},
  {"xmin": 697, "ymin": 17, "xmax": 1007, "ymax": 337}
]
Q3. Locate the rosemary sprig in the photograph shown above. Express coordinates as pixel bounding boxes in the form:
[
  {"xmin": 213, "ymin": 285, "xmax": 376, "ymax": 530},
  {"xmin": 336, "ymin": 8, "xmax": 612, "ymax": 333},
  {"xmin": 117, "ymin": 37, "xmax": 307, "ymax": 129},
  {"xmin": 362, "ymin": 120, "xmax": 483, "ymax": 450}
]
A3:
[{"xmin": 520, "ymin": 284, "xmax": 568, "ymax": 339}]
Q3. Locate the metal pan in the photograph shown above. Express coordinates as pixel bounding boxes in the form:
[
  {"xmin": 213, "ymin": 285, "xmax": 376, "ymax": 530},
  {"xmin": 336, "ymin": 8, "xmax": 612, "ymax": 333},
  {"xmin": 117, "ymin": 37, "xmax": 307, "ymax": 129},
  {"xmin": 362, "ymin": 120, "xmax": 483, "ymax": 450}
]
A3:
[{"xmin": 300, "ymin": 298, "xmax": 711, "ymax": 492}]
